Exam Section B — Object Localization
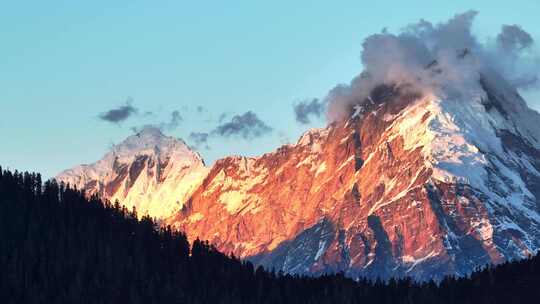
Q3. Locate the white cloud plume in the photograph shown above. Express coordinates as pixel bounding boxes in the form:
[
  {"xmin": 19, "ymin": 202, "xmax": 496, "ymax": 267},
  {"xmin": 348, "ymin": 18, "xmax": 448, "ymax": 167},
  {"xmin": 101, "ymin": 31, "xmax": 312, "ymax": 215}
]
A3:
[{"xmin": 326, "ymin": 11, "xmax": 539, "ymax": 122}]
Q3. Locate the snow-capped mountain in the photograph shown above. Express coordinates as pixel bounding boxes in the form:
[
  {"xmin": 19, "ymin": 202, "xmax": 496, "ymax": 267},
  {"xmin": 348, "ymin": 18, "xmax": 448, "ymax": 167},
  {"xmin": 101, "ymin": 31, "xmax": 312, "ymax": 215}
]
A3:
[
  {"xmin": 56, "ymin": 127, "xmax": 208, "ymax": 220},
  {"xmin": 168, "ymin": 76, "xmax": 540, "ymax": 280},
  {"xmin": 57, "ymin": 71, "xmax": 540, "ymax": 281}
]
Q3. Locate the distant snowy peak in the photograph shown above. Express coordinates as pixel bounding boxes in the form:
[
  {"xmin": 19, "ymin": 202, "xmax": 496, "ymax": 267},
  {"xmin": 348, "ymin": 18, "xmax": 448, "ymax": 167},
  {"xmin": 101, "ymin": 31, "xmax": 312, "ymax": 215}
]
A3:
[
  {"xmin": 56, "ymin": 127, "xmax": 208, "ymax": 220},
  {"xmin": 57, "ymin": 127, "xmax": 203, "ymax": 182},
  {"xmin": 109, "ymin": 126, "xmax": 203, "ymax": 165}
]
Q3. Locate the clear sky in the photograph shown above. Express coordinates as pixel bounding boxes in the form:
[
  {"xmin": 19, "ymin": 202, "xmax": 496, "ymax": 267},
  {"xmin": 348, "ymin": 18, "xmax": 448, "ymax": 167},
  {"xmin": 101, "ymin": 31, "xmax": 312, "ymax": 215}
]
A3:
[{"xmin": 1, "ymin": 0, "xmax": 539, "ymax": 178}]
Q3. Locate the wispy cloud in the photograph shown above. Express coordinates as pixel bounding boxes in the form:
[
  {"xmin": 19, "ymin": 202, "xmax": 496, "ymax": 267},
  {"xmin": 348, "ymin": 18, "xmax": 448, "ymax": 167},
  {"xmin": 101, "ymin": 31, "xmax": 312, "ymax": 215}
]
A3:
[
  {"xmin": 98, "ymin": 100, "xmax": 138, "ymax": 123},
  {"xmin": 189, "ymin": 132, "xmax": 210, "ymax": 149},
  {"xmin": 160, "ymin": 110, "xmax": 183, "ymax": 131},
  {"xmin": 131, "ymin": 110, "xmax": 183, "ymax": 133},
  {"xmin": 212, "ymin": 111, "xmax": 272, "ymax": 140},
  {"xmin": 293, "ymin": 98, "xmax": 326, "ymax": 124},
  {"xmin": 187, "ymin": 111, "xmax": 273, "ymax": 150},
  {"xmin": 497, "ymin": 24, "xmax": 534, "ymax": 52}
]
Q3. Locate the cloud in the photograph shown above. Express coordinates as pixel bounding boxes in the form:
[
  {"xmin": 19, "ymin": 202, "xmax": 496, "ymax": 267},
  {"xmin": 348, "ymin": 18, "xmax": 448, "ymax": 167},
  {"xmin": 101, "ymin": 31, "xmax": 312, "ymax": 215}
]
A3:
[
  {"xmin": 131, "ymin": 110, "xmax": 183, "ymax": 133},
  {"xmin": 294, "ymin": 98, "xmax": 326, "ymax": 124},
  {"xmin": 511, "ymin": 75, "xmax": 539, "ymax": 90},
  {"xmin": 493, "ymin": 24, "xmax": 538, "ymax": 89},
  {"xmin": 99, "ymin": 101, "xmax": 138, "ymax": 123},
  {"xmin": 218, "ymin": 113, "xmax": 228, "ymax": 123},
  {"xmin": 159, "ymin": 110, "xmax": 183, "ymax": 131},
  {"xmin": 325, "ymin": 11, "xmax": 540, "ymax": 121},
  {"xmin": 497, "ymin": 24, "xmax": 534, "ymax": 52},
  {"xmin": 212, "ymin": 111, "xmax": 272, "ymax": 140},
  {"xmin": 187, "ymin": 111, "xmax": 273, "ymax": 149},
  {"xmin": 189, "ymin": 132, "xmax": 210, "ymax": 149}
]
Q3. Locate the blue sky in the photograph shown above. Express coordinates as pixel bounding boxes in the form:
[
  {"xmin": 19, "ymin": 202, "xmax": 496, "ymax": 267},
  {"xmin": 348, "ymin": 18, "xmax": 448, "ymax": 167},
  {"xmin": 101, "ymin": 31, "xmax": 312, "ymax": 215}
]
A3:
[{"xmin": 1, "ymin": 0, "xmax": 539, "ymax": 178}]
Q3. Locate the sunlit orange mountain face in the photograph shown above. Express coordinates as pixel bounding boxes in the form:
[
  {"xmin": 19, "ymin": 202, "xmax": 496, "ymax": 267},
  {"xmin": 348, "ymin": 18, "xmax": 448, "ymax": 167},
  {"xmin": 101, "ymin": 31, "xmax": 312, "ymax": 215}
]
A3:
[{"xmin": 57, "ymin": 71, "xmax": 540, "ymax": 281}]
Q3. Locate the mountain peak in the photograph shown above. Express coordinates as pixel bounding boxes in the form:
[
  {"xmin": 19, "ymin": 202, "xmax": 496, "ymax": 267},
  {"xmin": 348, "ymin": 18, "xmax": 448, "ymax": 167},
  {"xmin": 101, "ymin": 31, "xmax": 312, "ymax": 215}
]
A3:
[
  {"xmin": 56, "ymin": 129, "xmax": 208, "ymax": 219},
  {"xmin": 168, "ymin": 72, "xmax": 540, "ymax": 281},
  {"xmin": 111, "ymin": 127, "xmax": 192, "ymax": 159},
  {"xmin": 135, "ymin": 125, "xmax": 165, "ymax": 138}
]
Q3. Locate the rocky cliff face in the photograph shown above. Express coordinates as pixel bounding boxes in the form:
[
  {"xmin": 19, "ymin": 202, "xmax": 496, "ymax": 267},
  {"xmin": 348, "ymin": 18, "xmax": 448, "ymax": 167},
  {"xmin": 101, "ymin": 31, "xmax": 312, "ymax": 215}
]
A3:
[
  {"xmin": 58, "ymin": 75, "xmax": 540, "ymax": 281},
  {"xmin": 56, "ymin": 127, "xmax": 208, "ymax": 220},
  {"xmin": 168, "ymin": 78, "xmax": 540, "ymax": 280}
]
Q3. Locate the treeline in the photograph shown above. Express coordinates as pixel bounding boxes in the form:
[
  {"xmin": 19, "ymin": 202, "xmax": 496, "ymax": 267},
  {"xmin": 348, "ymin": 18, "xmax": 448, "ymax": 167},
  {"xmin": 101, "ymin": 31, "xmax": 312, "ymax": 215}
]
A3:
[{"xmin": 0, "ymin": 166, "xmax": 539, "ymax": 304}]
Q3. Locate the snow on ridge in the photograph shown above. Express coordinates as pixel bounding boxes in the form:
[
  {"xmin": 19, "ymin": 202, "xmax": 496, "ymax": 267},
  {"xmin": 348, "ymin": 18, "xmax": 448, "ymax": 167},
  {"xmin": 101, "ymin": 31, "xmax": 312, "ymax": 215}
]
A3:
[
  {"xmin": 375, "ymin": 72, "xmax": 540, "ymax": 258},
  {"xmin": 386, "ymin": 77, "xmax": 537, "ymax": 194},
  {"xmin": 297, "ymin": 127, "xmax": 330, "ymax": 147}
]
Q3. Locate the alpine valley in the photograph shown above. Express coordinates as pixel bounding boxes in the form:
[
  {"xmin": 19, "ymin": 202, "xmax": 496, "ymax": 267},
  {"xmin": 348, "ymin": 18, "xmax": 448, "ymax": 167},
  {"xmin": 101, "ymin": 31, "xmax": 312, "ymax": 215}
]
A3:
[{"xmin": 57, "ymin": 70, "xmax": 540, "ymax": 281}]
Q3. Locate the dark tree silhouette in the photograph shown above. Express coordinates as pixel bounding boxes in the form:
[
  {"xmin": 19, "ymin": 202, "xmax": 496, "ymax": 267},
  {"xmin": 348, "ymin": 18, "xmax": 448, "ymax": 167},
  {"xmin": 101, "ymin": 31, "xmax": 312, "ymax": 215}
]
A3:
[{"xmin": 1, "ymin": 166, "xmax": 539, "ymax": 303}]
